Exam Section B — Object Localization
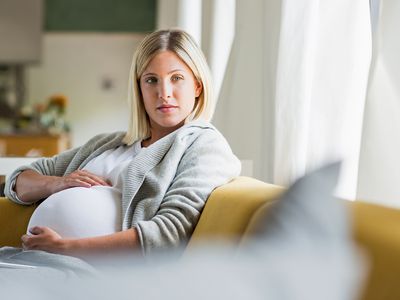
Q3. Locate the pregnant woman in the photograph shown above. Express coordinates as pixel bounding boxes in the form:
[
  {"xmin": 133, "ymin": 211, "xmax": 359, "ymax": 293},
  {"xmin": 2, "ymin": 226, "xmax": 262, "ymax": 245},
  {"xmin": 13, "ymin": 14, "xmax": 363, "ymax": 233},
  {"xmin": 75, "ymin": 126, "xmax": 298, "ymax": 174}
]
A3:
[{"xmin": 4, "ymin": 29, "xmax": 240, "ymax": 259}]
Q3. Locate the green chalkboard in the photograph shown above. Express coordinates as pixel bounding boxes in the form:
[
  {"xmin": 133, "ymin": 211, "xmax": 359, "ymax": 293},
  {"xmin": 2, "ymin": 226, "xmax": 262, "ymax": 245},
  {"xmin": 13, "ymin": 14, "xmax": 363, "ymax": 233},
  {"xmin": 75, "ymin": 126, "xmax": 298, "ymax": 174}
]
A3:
[{"xmin": 45, "ymin": 0, "xmax": 156, "ymax": 32}]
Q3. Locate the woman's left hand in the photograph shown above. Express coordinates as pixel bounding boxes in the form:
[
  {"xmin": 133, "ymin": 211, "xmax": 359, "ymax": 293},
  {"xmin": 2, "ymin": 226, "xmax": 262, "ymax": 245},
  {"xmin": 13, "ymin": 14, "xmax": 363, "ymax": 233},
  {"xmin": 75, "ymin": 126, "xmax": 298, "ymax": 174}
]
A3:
[{"xmin": 21, "ymin": 226, "xmax": 68, "ymax": 254}]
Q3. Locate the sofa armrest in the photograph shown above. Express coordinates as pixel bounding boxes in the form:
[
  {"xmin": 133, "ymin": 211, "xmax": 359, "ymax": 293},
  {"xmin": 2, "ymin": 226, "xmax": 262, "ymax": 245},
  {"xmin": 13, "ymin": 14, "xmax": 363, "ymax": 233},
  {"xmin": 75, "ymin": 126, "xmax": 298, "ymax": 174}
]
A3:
[{"xmin": 0, "ymin": 197, "xmax": 36, "ymax": 247}]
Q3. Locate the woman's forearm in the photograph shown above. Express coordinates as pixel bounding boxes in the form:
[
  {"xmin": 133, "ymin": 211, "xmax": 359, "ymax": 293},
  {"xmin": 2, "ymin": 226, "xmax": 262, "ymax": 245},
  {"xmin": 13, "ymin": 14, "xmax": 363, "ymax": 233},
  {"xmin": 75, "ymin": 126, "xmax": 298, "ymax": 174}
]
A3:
[
  {"xmin": 22, "ymin": 226, "xmax": 141, "ymax": 257},
  {"xmin": 15, "ymin": 170, "xmax": 60, "ymax": 203},
  {"xmin": 62, "ymin": 228, "xmax": 141, "ymax": 257},
  {"xmin": 15, "ymin": 169, "xmax": 112, "ymax": 204}
]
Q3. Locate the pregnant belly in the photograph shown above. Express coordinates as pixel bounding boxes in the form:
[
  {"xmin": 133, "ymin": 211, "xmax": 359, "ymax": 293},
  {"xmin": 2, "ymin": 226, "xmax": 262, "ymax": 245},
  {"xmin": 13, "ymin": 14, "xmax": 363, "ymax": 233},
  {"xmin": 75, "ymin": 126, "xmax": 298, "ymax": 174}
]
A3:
[{"xmin": 27, "ymin": 186, "xmax": 122, "ymax": 239}]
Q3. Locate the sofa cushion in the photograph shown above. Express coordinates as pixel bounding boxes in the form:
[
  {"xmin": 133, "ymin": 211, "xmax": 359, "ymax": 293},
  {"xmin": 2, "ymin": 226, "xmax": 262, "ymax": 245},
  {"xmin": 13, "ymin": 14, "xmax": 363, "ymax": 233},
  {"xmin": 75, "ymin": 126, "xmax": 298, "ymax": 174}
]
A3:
[{"xmin": 244, "ymin": 162, "xmax": 350, "ymax": 244}]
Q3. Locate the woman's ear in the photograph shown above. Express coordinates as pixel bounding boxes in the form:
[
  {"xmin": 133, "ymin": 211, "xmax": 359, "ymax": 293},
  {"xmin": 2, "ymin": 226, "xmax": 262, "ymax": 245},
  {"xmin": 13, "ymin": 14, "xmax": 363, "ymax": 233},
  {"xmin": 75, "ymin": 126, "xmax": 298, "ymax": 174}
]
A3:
[{"xmin": 195, "ymin": 80, "xmax": 203, "ymax": 98}]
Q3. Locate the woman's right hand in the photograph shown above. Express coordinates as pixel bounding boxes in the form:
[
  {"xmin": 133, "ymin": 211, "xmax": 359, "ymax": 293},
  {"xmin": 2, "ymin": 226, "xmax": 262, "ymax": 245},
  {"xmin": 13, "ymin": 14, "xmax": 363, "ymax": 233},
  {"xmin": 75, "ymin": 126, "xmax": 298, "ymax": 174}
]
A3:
[
  {"xmin": 49, "ymin": 170, "xmax": 111, "ymax": 194},
  {"xmin": 15, "ymin": 169, "xmax": 111, "ymax": 204}
]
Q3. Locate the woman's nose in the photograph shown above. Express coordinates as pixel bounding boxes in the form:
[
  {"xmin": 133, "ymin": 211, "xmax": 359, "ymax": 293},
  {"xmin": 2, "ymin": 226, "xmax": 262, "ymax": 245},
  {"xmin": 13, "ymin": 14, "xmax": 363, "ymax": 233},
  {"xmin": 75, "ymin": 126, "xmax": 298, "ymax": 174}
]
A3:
[{"xmin": 158, "ymin": 81, "xmax": 172, "ymax": 100}]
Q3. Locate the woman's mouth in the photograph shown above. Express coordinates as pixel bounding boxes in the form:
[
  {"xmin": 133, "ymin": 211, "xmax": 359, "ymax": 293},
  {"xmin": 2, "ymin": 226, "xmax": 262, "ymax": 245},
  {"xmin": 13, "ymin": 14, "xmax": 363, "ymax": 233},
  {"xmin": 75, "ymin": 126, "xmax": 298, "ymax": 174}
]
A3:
[{"xmin": 157, "ymin": 105, "xmax": 178, "ymax": 113}]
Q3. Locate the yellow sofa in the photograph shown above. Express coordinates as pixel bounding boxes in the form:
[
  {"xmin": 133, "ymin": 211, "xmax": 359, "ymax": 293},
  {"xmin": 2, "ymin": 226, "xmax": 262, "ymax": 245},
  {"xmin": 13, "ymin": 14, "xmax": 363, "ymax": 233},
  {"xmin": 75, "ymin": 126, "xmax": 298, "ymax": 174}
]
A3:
[{"xmin": 1, "ymin": 176, "xmax": 400, "ymax": 300}]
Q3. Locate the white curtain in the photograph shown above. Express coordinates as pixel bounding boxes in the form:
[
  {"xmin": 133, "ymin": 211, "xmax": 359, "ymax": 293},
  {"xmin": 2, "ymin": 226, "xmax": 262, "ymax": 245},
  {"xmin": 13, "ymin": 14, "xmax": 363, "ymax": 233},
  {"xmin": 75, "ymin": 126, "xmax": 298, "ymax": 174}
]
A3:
[
  {"xmin": 215, "ymin": 0, "xmax": 372, "ymax": 199},
  {"xmin": 273, "ymin": 0, "xmax": 372, "ymax": 199},
  {"xmin": 201, "ymin": 0, "xmax": 235, "ymax": 98},
  {"xmin": 357, "ymin": 0, "xmax": 400, "ymax": 207}
]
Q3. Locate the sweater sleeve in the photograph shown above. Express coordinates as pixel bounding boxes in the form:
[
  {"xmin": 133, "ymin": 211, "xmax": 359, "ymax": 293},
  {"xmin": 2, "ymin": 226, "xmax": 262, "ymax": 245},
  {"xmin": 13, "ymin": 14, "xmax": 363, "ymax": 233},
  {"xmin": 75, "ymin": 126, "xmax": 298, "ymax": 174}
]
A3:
[
  {"xmin": 4, "ymin": 146, "xmax": 82, "ymax": 205},
  {"xmin": 135, "ymin": 130, "xmax": 241, "ymax": 256}
]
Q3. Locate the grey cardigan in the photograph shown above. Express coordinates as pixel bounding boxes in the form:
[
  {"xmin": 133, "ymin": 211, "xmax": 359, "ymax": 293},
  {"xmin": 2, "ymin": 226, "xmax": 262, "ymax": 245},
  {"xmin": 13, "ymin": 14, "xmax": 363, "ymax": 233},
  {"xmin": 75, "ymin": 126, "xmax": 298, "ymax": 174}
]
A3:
[{"xmin": 5, "ymin": 121, "xmax": 241, "ymax": 256}]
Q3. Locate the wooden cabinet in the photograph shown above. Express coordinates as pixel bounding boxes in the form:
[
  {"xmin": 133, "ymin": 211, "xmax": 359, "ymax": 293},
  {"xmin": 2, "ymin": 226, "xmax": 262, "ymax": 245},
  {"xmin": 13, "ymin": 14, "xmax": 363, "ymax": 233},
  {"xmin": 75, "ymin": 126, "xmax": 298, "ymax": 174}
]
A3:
[{"xmin": 0, "ymin": 134, "xmax": 71, "ymax": 157}]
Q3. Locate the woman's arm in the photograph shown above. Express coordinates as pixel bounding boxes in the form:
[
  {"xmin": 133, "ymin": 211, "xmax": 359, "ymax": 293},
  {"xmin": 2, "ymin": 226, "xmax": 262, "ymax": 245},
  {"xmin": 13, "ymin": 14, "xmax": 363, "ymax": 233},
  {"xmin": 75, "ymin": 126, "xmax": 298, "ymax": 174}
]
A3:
[
  {"xmin": 21, "ymin": 226, "xmax": 140, "ymax": 257},
  {"xmin": 5, "ymin": 131, "xmax": 125, "ymax": 205},
  {"xmin": 15, "ymin": 169, "xmax": 111, "ymax": 204}
]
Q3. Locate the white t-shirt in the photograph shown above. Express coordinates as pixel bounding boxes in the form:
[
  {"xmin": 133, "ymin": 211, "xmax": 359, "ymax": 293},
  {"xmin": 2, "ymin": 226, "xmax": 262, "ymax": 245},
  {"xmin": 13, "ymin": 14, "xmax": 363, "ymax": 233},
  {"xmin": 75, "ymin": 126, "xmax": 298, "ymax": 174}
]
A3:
[{"xmin": 27, "ymin": 141, "xmax": 141, "ymax": 239}]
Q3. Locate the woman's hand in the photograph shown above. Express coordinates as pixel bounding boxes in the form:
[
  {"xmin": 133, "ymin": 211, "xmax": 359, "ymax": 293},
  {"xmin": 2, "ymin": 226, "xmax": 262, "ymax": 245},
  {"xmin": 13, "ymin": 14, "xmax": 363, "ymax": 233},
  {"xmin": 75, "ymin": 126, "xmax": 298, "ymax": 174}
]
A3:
[
  {"xmin": 21, "ymin": 226, "xmax": 69, "ymax": 254},
  {"xmin": 15, "ymin": 169, "xmax": 111, "ymax": 204},
  {"xmin": 49, "ymin": 170, "xmax": 111, "ymax": 194}
]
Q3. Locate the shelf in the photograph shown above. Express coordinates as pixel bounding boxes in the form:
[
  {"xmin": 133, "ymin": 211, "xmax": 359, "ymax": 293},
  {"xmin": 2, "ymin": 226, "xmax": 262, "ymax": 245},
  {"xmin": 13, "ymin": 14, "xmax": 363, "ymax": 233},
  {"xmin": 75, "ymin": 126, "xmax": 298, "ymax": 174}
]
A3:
[{"xmin": 0, "ymin": 133, "xmax": 71, "ymax": 157}]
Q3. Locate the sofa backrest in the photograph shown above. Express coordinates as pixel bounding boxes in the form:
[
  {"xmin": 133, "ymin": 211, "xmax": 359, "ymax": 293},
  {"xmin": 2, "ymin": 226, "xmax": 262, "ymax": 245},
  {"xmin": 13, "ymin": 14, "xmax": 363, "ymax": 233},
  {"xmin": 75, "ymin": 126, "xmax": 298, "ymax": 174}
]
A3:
[{"xmin": 186, "ymin": 176, "xmax": 284, "ymax": 250}]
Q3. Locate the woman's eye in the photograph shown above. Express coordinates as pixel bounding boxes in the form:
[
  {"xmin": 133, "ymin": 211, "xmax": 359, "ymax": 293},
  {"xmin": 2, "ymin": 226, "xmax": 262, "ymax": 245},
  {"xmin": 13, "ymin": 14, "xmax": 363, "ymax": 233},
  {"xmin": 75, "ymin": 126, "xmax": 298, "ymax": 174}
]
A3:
[
  {"xmin": 172, "ymin": 75, "xmax": 183, "ymax": 81},
  {"xmin": 145, "ymin": 77, "xmax": 157, "ymax": 84}
]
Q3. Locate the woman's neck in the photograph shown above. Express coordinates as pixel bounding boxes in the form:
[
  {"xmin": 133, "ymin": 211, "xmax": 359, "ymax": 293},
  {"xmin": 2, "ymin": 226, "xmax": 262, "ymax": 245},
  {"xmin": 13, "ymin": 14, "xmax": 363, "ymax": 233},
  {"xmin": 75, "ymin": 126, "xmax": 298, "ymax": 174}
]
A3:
[
  {"xmin": 141, "ymin": 124, "xmax": 182, "ymax": 147},
  {"xmin": 142, "ymin": 122, "xmax": 184, "ymax": 147}
]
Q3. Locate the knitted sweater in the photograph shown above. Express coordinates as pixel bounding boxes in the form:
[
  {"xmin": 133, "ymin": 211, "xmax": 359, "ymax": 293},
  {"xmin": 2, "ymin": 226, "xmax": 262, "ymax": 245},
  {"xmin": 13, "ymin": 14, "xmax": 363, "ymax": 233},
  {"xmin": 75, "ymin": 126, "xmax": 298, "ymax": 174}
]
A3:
[{"xmin": 4, "ymin": 121, "xmax": 241, "ymax": 256}]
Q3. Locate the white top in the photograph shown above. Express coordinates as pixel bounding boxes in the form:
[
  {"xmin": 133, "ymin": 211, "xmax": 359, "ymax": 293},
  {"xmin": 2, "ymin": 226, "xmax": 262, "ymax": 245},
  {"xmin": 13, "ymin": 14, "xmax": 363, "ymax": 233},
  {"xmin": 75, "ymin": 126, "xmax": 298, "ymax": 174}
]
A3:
[{"xmin": 27, "ymin": 141, "xmax": 142, "ymax": 239}]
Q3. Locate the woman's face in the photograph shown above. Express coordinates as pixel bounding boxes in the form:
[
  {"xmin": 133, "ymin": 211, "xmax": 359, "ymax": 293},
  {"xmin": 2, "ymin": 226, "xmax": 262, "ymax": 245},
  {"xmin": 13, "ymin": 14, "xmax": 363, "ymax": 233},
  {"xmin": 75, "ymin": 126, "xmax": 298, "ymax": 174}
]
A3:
[{"xmin": 139, "ymin": 50, "xmax": 202, "ymax": 136}]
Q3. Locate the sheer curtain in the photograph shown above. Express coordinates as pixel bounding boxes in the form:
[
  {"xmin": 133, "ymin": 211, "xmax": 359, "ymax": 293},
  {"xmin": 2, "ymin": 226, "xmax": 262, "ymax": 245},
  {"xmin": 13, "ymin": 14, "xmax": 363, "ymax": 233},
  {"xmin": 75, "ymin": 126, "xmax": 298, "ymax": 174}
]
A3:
[
  {"xmin": 273, "ymin": 0, "xmax": 371, "ymax": 198},
  {"xmin": 357, "ymin": 0, "xmax": 400, "ymax": 207},
  {"xmin": 215, "ymin": 0, "xmax": 372, "ymax": 199}
]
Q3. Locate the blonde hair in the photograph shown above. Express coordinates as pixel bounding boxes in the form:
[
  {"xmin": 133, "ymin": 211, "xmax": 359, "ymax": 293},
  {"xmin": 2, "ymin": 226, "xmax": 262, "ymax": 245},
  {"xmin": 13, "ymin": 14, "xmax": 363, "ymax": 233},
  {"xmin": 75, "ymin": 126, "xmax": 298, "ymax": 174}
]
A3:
[{"xmin": 123, "ymin": 29, "xmax": 215, "ymax": 145}]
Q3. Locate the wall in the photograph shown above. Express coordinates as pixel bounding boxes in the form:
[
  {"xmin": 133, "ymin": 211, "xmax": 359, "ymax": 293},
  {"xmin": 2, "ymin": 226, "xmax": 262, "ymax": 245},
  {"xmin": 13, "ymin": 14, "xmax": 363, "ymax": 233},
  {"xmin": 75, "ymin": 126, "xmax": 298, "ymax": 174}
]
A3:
[{"xmin": 26, "ymin": 33, "xmax": 145, "ymax": 147}]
